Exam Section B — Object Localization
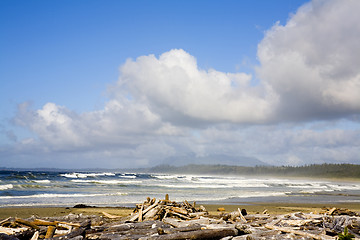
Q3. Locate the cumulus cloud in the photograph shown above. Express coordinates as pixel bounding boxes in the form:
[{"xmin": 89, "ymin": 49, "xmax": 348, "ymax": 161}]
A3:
[
  {"xmin": 257, "ymin": 0, "xmax": 360, "ymax": 121},
  {"xmin": 114, "ymin": 49, "xmax": 277, "ymax": 125},
  {"xmin": 13, "ymin": 100, "xmax": 183, "ymax": 152}
]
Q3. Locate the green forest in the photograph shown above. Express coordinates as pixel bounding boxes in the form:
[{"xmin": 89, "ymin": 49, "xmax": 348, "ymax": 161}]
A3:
[{"xmin": 148, "ymin": 163, "xmax": 360, "ymax": 179}]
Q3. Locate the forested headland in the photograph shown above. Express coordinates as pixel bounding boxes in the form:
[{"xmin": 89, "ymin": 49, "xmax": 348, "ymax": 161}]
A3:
[{"xmin": 147, "ymin": 163, "xmax": 360, "ymax": 179}]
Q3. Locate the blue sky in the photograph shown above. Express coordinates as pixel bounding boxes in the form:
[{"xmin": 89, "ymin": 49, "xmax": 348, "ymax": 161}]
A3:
[{"xmin": 1, "ymin": 0, "xmax": 360, "ymax": 168}]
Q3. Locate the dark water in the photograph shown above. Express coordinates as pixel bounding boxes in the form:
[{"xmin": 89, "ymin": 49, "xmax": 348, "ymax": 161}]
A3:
[{"xmin": 1, "ymin": 170, "xmax": 359, "ymax": 207}]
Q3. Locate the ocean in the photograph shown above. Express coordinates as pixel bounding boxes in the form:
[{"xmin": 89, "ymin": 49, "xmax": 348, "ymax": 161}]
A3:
[{"xmin": 1, "ymin": 170, "xmax": 360, "ymax": 208}]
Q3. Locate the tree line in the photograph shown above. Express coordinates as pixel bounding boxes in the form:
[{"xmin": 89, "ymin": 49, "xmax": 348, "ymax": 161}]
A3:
[{"xmin": 148, "ymin": 163, "xmax": 360, "ymax": 179}]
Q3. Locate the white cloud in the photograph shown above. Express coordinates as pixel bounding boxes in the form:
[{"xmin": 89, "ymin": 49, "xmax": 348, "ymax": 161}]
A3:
[
  {"xmin": 13, "ymin": 99, "xmax": 183, "ymax": 153},
  {"xmin": 257, "ymin": 0, "xmax": 360, "ymax": 121},
  {"xmin": 115, "ymin": 49, "xmax": 277, "ymax": 124}
]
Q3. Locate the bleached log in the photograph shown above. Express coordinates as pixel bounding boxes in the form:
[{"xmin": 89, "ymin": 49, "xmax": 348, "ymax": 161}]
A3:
[
  {"xmin": 57, "ymin": 222, "xmax": 81, "ymax": 228},
  {"xmin": 57, "ymin": 223, "xmax": 73, "ymax": 230},
  {"xmin": 138, "ymin": 204, "xmax": 144, "ymax": 222},
  {"xmin": 54, "ymin": 230, "xmax": 71, "ymax": 236},
  {"xmin": 265, "ymin": 224, "xmax": 334, "ymax": 240},
  {"xmin": 328, "ymin": 207, "xmax": 337, "ymax": 215},
  {"xmin": 129, "ymin": 213, "xmax": 140, "ymax": 222},
  {"xmin": 143, "ymin": 206, "xmax": 161, "ymax": 220},
  {"xmin": 102, "ymin": 212, "xmax": 121, "ymax": 219},
  {"xmin": 143, "ymin": 200, "xmax": 160, "ymax": 215},
  {"xmin": 280, "ymin": 219, "xmax": 313, "ymax": 226},
  {"xmin": 232, "ymin": 229, "xmax": 282, "ymax": 240},
  {"xmin": 244, "ymin": 214, "xmax": 270, "ymax": 220},
  {"xmin": 162, "ymin": 218, "xmax": 185, "ymax": 228},
  {"xmin": 100, "ymin": 228, "xmax": 159, "ymax": 239},
  {"xmin": 0, "ymin": 218, "xmax": 12, "ymax": 226},
  {"xmin": 163, "ymin": 217, "xmax": 213, "ymax": 228},
  {"xmin": 188, "ymin": 212, "xmax": 207, "ymax": 218},
  {"xmin": 107, "ymin": 220, "xmax": 166, "ymax": 232},
  {"xmin": 237, "ymin": 208, "xmax": 247, "ymax": 223},
  {"xmin": 30, "ymin": 231, "xmax": 39, "ymax": 240},
  {"xmin": 130, "ymin": 201, "xmax": 160, "ymax": 222},
  {"xmin": 167, "ymin": 210, "xmax": 191, "ymax": 220},
  {"xmin": 158, "ymin": 224, "xmax": 202, "ymax": 235},
  {"xmin": 107, "ymin": 223, "xmax": 132, "ymax": 232},
  {"xmin": 139, "ymin": 228, "xmax": 238, "ymax": 240},
  {"xmin": 0, "ymin": 226, "xmax": 28, "ymax": 235},
  {"xmin": 170, "ymin": 207, "xmax": 188, "ymax": 216},
  {"xmin": 203, "ymin": 224, "xmax": 237, "ymax": 230}
]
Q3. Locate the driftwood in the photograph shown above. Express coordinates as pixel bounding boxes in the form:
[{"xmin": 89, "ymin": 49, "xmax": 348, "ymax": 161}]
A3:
[
  {"xmin": 139, "ymin": 228, "xmax": 238, "ymax": 240},
  {"xmin": 265, "ymin": 223, "xmax": 333, "ymax": 240},
  {"xmin": 48, "ymin": 227, "xmax": 85, "ymax": 240},
  {"xmin": 44, "ymin": 226, "xmax": 56, "ymax": 239},
  {"xmin": 30, "ymin": 231, "xmax": 39, "ymax": 240},
  {"xmin": 2, "ymin": 197, "xmax": 360, "ymax": 240}
]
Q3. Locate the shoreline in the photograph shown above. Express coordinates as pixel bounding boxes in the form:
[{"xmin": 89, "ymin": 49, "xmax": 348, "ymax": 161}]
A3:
[{"xmin": 1, "ymin": 201, "xmax": 360, "ymax": 219}]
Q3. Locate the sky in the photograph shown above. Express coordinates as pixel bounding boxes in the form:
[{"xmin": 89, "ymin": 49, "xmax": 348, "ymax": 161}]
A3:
[{"xmin": 1, "ymin": 0, "xmax": 360, "ymax": 169}]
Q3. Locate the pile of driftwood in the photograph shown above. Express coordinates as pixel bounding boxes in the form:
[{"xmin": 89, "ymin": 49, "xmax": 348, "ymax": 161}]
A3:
[
  {"xmin": 1, "ymin": 197, "xmax": 360, "ymax": 240},
  {"xmin": 127, "ymin": 195, "xmax": 210, "ymax": 222}
]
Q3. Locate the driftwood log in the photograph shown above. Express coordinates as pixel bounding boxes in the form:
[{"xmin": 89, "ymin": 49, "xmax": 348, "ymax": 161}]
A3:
[{"xmin": 1, "ymin": 196, "xmax": 360, "ymax": 240}]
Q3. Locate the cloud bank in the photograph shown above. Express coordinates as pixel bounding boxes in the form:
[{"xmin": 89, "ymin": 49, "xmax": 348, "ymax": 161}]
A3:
[{"xmin": 3, "ymin": 0, "xmax": 360, "ymax": 167}]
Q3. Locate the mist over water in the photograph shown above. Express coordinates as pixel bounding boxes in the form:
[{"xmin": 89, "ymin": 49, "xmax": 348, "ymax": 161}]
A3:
[{"xmin": 1, "ymin": 171, "xmax": 359, "ymax": 207}]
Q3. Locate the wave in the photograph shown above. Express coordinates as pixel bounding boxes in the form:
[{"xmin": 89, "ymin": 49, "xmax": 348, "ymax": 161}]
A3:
[
  {"xmin": 71, "ymin": 179, "xmax": 142, "ymax": 185},
  {"xmin": 227, "ymin": 191, "xmax": 287, "ymax": 200},
  {"xmin": 60, "ymin": 172, "xmax": 115, "ymax": 178},
  {"xmin": 151, "ymin": 175, "xmax": 271, "ymax": 188},
  {"xmin": 0, "ymin": 184, "xmax": 13, "ymax": 190},
  {"xmin": 33, "ymin": 180, "xmax": 51, "ymax": 183},
  {"xmin": 0, "ymin": 192, "xmax": 127, "ymax": 200},
  {"xmin": 120, "ymin": 174, "xmax": 137, "ymax": 179},
  {"xmin": 327, "ymin": 183, "xmax": 360, "ymax": 191},
  {"xmin": 14, "ymin": 184, "xmax": 49, "ymax": 189}
]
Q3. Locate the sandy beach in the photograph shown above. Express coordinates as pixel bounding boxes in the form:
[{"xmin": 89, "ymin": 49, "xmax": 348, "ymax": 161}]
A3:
[{"xmin": 1, "ymin": 201, "xmax": 359, "ymax": 219}]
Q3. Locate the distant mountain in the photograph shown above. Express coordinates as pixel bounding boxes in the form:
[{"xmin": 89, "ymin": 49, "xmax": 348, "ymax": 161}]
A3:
[{"xmin": 161, "ymin": 154, "xmax": 268, "ymax": 167}]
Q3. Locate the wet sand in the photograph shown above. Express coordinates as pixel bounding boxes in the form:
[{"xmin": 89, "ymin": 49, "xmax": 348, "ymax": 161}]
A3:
[{"xmin": 1, "ymin": 202, "xmax": 359, "ymax": 219}]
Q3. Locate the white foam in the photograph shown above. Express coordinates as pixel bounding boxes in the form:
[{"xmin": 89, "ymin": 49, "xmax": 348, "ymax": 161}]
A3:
[
  {"xmin": 0, "ymin": 184, "xmax": 13, "ymax": 190},
  {"xmin": 0, "ymin": 192, "xmax": 127, "ymax": 199},
  {"xmin": 61, "ymin": 172, "xmax": 115, "ymax": 178},
  {"xmin": 120, "ymin": 175, "xmax": 137, "ymax": 179},
  {"xmin": 152, "ymin": 174, "xmax": 179, "ymax": 180},
  {"xmin": 71, "ymin": 179, "xmax": 142, "ymax": 184},
  {"xmin": 234, "ymin": 191, "xmax": 287, "ymax": 198},
  {"xmin": 327, "ymin": 183, "xmax": 360, "ymax": 191},
  {"xmin": 33, "ymin": 180, "xmax": 51, "ymax": 183}
]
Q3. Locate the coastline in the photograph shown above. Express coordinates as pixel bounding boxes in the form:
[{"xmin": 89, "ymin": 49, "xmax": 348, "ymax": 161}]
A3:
[{"xmin": 1, "ymin": 201, "xmax": 360, "ymax": 219}]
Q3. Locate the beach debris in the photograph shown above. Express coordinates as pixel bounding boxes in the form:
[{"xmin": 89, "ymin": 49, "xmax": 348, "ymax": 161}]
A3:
[
  {"xmin": 321, "ymin": 207, "xmax": 360, "ymax": 216},
  {"xmin": 1, "ymin": 199, "xmax": 360, "ymax": 240},
  {"xmin": 101, "ymin": 213, "xmax": 121, "ymax": 220}
]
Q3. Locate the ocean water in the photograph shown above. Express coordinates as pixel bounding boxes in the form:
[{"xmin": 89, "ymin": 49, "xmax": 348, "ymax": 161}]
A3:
[{"xmin": 0, "ymin": 170, "xmax": 360, "ymax": 207}]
